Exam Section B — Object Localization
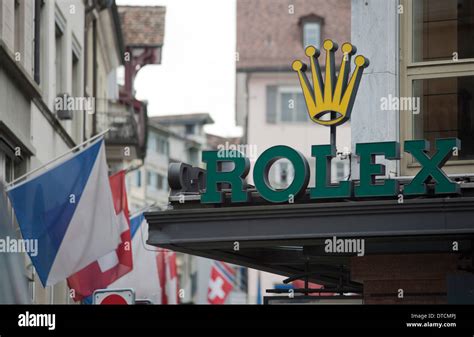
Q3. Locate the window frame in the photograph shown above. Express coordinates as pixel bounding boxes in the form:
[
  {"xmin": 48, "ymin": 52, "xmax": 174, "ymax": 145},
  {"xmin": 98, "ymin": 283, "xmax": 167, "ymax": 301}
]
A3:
[
  {"xmin": 185, "ymin": 124, "xmax": 195, "ymax": 135},
  {"xmin": 399, "ymin": 0, "xmax": 474, "ymax": 176},
  {"xmin": 303, "ymin": 21, "xmax": 321, "ymax": 49},
  {"xmin": 276, "ymin": 85, "xmax": 308, "ymax": 124},
  {"xmin": 299, "ymin": 14, "xmax": 324, "ymax": 49}
]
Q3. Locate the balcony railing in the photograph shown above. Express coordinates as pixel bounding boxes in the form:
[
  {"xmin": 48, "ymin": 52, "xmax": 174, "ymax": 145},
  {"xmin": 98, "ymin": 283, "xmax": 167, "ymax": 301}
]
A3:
[
  {"xmin": 95, "ymin": 99, "xmax": 148, "ymax": 160},
  {"xmin": 96, "ymin": 110, "xmax": 138, "ymax": 145}
]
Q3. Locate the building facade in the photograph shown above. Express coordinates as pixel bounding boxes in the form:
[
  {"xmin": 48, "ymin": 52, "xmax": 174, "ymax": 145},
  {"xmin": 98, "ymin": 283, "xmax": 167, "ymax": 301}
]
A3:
[
  {"xmin": 146, "ymin": 0, "xmax": 474, "ymax": 305},
  {"xmin": 0, "ymin": 0, "xmax": 89, "ymax": 305},
  {"xmin": 235, "ymin": 0, "xmax": 351, "ymax": 303},
  {"xmin": 349, "ymin": 0, "xmax": 474, "ymax": 303},
  {"xmin": 127, "ymin": 113, "xmax": 214, "ymax": 303},
  {"xmin": 0, "ymin": 0, "xmax": 157, "ymax": 304}
]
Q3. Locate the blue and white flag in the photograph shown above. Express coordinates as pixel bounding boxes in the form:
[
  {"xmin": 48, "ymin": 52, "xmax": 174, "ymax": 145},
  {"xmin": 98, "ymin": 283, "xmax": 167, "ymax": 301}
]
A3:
[{"xmin": 7, "ymin": 139, "xmax": 121, "ymax": 286}]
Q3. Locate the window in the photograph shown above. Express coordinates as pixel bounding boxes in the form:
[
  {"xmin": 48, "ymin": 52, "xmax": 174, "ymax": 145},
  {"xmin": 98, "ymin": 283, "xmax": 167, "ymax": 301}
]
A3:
[
  {"xmin": 146, "ymin": 171, "xmax": 167, "ymax": 190},
  {"xmin": 1, "ymin": 153, "xmax": 14, "ymax": 183},
  {"xmin": 188, "ymin": 148, "xmax": 199, "ymax": 166},
  {"xmin": 413, "ymin": 76, "xmax": 474, "ymax": 159},
  {"xmin": 303, "ymin": 21, "xmax": 321, "ymax": 48},
  {"xmin": 185, "ymin": 125, "xmax": 195, "ymax": 135},
  {"xmin": 148, "ymin": 133, "xmax": 169, "ymax": 155},
  {"xmin": 0, "ymin": 147, "xmax": 26, "ymax": 232},
  {"xmin": 413, "ymin": 0, "xmax": 474, "ymax": 62},
  {"xmin": 267, "ymin": 86, "xmax": 308, "ymax": 123},
  {"xmin": 39, "ymin": 0, "xmax": 46, "ymax": 88},
  {"xmin": 72, "ymin": 49, "xmax": 80, "ymax": 97},
  {"xmin": 300, "ymin": 14, "xmax": 323, "ymax": 49},
  {"xmin": 270, "ymin": 159, "xmax": 294, "ymax": 188},
  {"xmin": 146, "ymin": 171, "xmax": 155, "ymax": 188},
  {"xmin": 157, "ymin": 174, "xmax": 164, "ymax": 190},
  {"xmin": 279, "ymin": 162, "xmax": 289, "ymax": 185},
  {"xmin": 336, "ymin": 161, "xmax": 345, "ymax": 180},
  {"xmin": 400, "ymin": 0, "xmax": 474, "ymax": 174},
  {"xmin": 157, "ymin": 137, "xmax": 169, "ymax": 155},
  {"xmin": 55, "ymin": 22, "xmax": 64, "ymax": 95},
  {"xmin": 14, "ymin": 0, "xmax": 21, "ymax": 55},
  {"xmin": 136, "ymin": 170, "xmax": 141, "ymax": 187},
  {"xmin": 147, "ymin": 133, "xmax": 157, "ymax": 152}
]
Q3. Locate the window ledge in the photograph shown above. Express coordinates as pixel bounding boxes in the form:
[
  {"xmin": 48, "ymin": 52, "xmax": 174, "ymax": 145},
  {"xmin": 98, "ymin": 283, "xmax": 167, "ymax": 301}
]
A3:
[
  {"xmin": 407, "ymin": 58, "xmax": 474, "ymax": 68},
  {"xmin": 408, "ymin": 159, "xmax": 474, "ymax": 168}
]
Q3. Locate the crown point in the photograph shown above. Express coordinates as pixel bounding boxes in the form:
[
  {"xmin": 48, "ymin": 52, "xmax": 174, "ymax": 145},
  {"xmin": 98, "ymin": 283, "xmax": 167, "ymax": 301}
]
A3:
[
  {"xmin": 305, "ymin": 46, "xmax": 319, "ymax": 57},
  {"xmin": 292, "ymin": 60, "xmax": 305, "ymax": 71},
  {"xmin": 341, "ymin": 42, "xmax": 356, "ymax": 55},
  {"xmin": 323, "ymin": 39, "xmax": 338, "ymax": 51},
  {"xmin": 355, "ymin": 55, "xmax": 369, "ymax": 67}
]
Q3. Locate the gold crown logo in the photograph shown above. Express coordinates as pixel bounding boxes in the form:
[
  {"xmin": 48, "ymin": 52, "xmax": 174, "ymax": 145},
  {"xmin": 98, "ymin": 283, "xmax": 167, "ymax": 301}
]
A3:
[{"xmin": 292, "ymin": 39, "xmax": 369, "ymax": 126}]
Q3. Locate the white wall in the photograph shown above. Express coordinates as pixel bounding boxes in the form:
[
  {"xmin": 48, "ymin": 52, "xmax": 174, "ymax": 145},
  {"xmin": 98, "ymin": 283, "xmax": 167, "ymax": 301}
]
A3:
[
  {"xmin": 350, "ymin": 0, "xmax": 399, "ymax": 179},
  {"xmin": 0, "ymin": 0, "xmax": 15, "ymax": 53},
  {"xmin": 244, "ymin": 70, "xmax": 353, "ymax": 303},
  {"xmin": 41, "ymin": 0, "xmax": 85, "ymax": 143},
  {"xmin": 246, "ymin": 72, "xmax": 352, "ymax": 186}
]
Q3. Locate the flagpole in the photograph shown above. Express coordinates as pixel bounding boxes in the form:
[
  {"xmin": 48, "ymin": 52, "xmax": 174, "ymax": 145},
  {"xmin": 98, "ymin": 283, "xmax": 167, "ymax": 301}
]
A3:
[{"xmin": 6, "ymin": 129, "xmax": 110, "ymax": 189}]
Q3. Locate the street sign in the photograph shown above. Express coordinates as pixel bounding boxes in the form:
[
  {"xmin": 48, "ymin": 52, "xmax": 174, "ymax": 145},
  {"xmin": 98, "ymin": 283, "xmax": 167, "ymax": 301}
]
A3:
[{"xmin": 93, "ymin": 288, "xmax": 135, "ymax": 305}]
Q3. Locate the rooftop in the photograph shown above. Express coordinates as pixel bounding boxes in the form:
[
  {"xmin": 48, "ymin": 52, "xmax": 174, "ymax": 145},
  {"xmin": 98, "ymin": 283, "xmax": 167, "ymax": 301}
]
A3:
[
  {"xmin": 118, "ymin": 6, "xmax": 166, "ymax": 47},
  {"xmin": 206, "ymin": 133, "xmax": 242, "ymax": 150},
  {"xmin": 236, "ymin": 0, "xmax": 350, "ymax": 71}
]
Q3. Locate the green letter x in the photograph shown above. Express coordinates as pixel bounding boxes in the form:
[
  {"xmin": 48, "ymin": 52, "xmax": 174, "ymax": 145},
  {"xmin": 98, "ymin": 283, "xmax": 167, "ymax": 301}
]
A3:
[{"xmin": 404, "ymin": 138, "xmax": 461, "ymax": 195}]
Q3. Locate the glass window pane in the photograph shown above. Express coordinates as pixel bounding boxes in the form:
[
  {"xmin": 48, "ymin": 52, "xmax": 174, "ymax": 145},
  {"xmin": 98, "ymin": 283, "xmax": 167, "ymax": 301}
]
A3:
[
  {"xmin": 296, "ymin": 93, "xmax": 308, "ymax": 121},
  {"xmin": 280, "ymin": 93, "xmax": 293, "ymax": 122},
  {"xmin": 413, "ymin": 0, "xmax": 474, "ymax": 62},
  {"xmin": 157, "ymin": 175, "xmax": 163, "ymax": 189},
  {"xmin": 136, "ymin": 170, "xmax": 141, "ymax": 187},
  {"xmin": 413, "ymin": 76, "xmax": 474, "ymax": 160},
  {"xmin": 304, "ymin": 22, "xmax": 321, "ymax": 48},
  {"xmin": 147, "ymin": 133, "xmax": 156, "ymax": 152}
]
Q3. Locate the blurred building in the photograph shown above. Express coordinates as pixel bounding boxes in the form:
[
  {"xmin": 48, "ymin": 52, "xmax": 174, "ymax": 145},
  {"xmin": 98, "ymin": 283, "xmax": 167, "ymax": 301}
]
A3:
[
  {"xmin": 348, "ymin": 0, "xmax": 474, "ymax": 304},
  {"xmin": 97, "ymin": 5, "xmax": 167, "ymax": 172},
  {"xmin": 128, "ymin": 113, "xmax": 214, "ymax": 212},
  {"xmin": 235, "ymin": 0, "xmax": 351, "ymax": 304},
  {"xmin": 0, "ymin": 0, "xmax": 166, "ymax": 304},
  {"xmin": 0, "ymin": 0, "xmax": 91, "ymax": 305},
  {"xmin": 127, "ymin": 113, "xmax": 213, "ymax": 303},
  {"xmin": 206, "ymin": 132, "xmax": 242, "ymax": 150}
]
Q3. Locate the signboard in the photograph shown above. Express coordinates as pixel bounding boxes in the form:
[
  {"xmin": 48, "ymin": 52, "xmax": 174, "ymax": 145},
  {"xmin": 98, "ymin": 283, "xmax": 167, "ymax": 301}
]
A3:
[
  {"xmin": 201, "ymin": 138, "xmax": 460, "ymax": 204},
  {"xmin": 168, "ymin": 39, "xmax": 461, "ymax": 205},
  {"xmin": 93, "ymin": 288, "xmax": 135, "ymax": 305}
]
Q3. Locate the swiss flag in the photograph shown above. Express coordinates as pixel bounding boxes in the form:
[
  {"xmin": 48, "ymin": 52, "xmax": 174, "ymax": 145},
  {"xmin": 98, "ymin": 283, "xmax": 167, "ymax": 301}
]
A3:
[
  {"xmin": 67, "ymin": 170, "xmax": 133, "ymax": 301},
  {"xmin": 207, "ymin": 261, "xmax": 236, "ymax": 304},
  {"xmin": 156, "ymin": 250, "xmax": 179, "ymax": 304}
]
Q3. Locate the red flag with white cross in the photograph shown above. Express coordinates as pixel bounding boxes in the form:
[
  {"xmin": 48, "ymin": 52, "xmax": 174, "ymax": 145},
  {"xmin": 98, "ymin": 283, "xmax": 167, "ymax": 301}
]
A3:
[
  {"xmin": 157, "ymin": 250, "xmax": 179, "ymax": 304},
  {"xmin": 67, "ymin": 170, "xmax": 133, "ymax": 301},
  {"xmin": 207, "ymin": 261, "xmax": 236, "ymax": 304}
]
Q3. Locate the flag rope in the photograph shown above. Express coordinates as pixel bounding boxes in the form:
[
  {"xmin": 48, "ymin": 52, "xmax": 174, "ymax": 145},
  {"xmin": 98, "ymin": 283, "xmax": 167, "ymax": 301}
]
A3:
[{"xmin": 5, "ymin": 129, "xmax": 110, "ymax": 190}]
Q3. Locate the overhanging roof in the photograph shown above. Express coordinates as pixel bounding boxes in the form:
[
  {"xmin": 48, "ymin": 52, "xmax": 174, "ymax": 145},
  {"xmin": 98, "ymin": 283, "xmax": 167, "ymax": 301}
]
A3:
[{"xmin": 145, "ymin": 188, "xmax": 474, "ymax": 290}]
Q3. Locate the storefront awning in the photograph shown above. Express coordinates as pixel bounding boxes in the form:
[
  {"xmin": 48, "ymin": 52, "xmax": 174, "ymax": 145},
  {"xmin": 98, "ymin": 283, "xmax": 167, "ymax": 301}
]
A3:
[{"xmin": 145, "ymin": 188, "xmax": 474, "ymax": 291}]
